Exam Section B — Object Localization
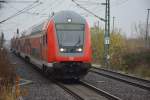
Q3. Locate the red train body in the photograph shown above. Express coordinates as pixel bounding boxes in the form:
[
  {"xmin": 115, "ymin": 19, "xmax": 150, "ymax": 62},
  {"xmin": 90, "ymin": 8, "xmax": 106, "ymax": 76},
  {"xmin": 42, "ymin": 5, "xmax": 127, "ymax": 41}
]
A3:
[{"xmin": 11, "ymin": 11, "xmax": 92, "ymax": 80}]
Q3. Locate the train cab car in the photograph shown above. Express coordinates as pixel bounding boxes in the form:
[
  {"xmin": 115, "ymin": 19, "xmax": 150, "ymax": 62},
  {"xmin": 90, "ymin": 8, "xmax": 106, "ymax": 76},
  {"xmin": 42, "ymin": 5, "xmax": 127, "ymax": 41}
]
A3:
[
  {"xmin": 50, "ymin": 11, "xmax": 92, "ymax": 79},
  {"xmin": 11, "ymin": 11, "xmax": 92, "ymax": 80}
]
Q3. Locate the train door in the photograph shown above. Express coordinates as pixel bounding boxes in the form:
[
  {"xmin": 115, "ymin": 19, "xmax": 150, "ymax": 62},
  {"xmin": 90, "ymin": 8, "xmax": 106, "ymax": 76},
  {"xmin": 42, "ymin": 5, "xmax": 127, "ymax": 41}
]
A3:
[
  {"xmin": 40, "ymin": 35, "xmax": 43, "ymax": 60},
  {"xmin": 41, "ymin": 33, "xmax": 48, "ymax": 61},
  {"xmin": 25, "ymin": 38, "xmax": 31, "ymax": 55}
]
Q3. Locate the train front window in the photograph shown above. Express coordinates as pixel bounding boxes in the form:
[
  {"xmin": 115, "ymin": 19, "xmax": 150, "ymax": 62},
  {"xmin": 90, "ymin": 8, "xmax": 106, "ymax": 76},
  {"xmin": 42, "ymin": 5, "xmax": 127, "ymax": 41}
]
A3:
[{"xmin": 56, "ymin": 24, "xmax": 85, "ymax": 53}]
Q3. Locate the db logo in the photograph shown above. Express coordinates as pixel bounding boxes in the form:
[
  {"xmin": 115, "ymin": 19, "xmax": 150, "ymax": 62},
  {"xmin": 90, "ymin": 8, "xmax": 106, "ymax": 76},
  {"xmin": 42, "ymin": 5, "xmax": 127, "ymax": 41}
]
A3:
[{"xmin": 69, "ymin": 57, "xmax": 74, "ymax": 60}]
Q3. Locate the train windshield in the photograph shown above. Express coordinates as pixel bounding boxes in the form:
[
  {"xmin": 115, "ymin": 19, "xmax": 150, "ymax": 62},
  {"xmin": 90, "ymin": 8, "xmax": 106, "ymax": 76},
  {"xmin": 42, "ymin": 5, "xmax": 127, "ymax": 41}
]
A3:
[{"xmin": 56, "ymin": 24, "xmax": 84, "ymax": 47}]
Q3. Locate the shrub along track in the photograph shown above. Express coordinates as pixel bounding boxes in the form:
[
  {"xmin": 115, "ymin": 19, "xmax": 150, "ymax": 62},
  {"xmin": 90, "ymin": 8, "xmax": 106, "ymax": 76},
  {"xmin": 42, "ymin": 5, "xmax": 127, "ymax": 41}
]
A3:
[{"xmin": 0, "ymin": 49, "xmax": 16, "ymax": 100}]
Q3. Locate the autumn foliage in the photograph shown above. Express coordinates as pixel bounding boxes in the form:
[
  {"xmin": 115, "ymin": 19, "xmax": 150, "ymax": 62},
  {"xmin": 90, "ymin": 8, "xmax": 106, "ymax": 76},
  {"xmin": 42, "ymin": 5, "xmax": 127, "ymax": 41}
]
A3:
[
  {"xmin": 0, "ymin": 49, "xmax": 16, "ymax": 100},
  {"xmin": 91, "ymin": 27, "xmax": 150, "ymax": 79}
]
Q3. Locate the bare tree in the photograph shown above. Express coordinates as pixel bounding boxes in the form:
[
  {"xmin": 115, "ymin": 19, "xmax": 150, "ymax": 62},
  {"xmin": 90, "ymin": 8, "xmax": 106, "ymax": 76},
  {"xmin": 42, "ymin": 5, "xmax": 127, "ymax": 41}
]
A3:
[
  {"xmin": 133, "ymin": 22, "xmax": 146, "ymax": 39},
  {"xmin": 0, "ymin": 32, "xmax": 4, "ymax": 48},
  {"xmin": 132, "ymin": 22, "xmax": 150, "ymax": 48},
  {"xmin": 0, "ymin": 0, "xmax": 6, "ymax": 9}
]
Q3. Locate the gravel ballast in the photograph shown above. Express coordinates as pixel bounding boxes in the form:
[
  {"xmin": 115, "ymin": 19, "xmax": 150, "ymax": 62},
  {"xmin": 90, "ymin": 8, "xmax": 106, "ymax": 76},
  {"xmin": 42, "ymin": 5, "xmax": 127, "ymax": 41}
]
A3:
[
  {"xmin": 9, "ymin": 53, "xmax": 76, "ymax": 100},
  {"xmin": 83, "ymin": 72, "xmax": 150, "ymax": 100}
]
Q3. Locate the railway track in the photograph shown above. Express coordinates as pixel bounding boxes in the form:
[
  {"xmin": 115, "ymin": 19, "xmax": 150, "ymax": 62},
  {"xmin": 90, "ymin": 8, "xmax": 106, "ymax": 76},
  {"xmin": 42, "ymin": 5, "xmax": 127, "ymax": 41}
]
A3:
[
  {"xmin": 12, "ymin": 52, "xmax": 120, "ymax": 100},
  {"xmin": 91, "ymin": 67, "xmax": 150, "ymax": 91},
  {"xmin": 13, "ymin": 51, "xmax": 150, "ymax": 100},
  {"xmin": 56, "ymin": 80, "xmax": 121, "ymax": 100}
]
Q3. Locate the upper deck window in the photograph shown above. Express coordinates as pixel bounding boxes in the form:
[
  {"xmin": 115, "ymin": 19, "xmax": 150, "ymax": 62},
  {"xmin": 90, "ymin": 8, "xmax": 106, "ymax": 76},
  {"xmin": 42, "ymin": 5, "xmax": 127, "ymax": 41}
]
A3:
[{"xmin": 56, "ymin": 24, "xmax": 84, "ymax": 31}]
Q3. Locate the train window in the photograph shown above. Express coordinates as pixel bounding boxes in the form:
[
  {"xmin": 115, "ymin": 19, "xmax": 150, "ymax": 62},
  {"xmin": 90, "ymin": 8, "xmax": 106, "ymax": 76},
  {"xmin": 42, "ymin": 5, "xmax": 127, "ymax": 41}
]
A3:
[
  {"xmin": 45, "ymin": 34, "xmax": 47, "ymax": 44},
  {"xmin": 31, "ymin": 23, "xmax": 43, "ymax": 35},
  {"xmin": 56, "ymin": 24, "xmax": 84, "ymax": 31},
  {"xmin": 42, "ymin": 34, "xmax": 47, "ymax": 46},
  {"xmin": 43, "ymin": 35, "xmax": 45, "ymax": 45},
  {"xmin": 56, "ymin": 24, "xmax": 85, "ymax": 47}
]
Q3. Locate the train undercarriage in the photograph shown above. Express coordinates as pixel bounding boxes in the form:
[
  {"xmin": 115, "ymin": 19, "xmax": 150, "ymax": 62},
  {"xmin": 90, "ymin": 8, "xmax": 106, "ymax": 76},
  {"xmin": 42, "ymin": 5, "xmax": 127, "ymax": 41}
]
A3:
[{"xmin": 49, "ymin": 62, "xmax": 91, "ymax": 80}]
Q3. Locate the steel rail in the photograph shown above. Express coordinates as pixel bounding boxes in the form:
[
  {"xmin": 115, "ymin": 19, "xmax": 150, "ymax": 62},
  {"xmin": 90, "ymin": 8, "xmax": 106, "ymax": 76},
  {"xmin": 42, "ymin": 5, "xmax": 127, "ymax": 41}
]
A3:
[
  {"xmin": 91, "ymin": 67, "xmax": 150, "ymax": 91},
  {"xmin": 92, "ymin": 67, "xmax": 150, "ymax": 83},
  {"xmin": 56, "ymin": 82, "xmax": 85, "ymax": 100},
  {"xmin": 80, "ymin": 80, "xmax": 122, "ymax": 100},
  {"xmin": 56, "ymin": 80, "xmax": 121, "ymax": 100}
]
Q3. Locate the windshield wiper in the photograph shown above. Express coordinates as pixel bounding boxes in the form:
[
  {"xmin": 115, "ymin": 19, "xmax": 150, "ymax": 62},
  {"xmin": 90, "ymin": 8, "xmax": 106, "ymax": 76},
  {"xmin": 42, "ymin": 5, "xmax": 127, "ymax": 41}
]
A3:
[{"xmin": 73, "ymin": 36, "xmax": 81, "ymax": 47}]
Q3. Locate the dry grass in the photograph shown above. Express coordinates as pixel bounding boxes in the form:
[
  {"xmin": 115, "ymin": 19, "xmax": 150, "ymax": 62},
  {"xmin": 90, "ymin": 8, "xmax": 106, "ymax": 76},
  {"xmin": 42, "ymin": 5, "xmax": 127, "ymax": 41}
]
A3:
[
  {"xmin": 122, "ymin": 48, "xmax": 150, "ymax": 78},
  {"xmin": 0, "ymin": 48, "xmax": 16, "ymax": 100},
  {"xmin": 0, "ymin": 86, "xmax": 16, "ymax": 100},
  {"xmin": 109, "ymin": 38, "xmax": 150, "ymax": 79}
]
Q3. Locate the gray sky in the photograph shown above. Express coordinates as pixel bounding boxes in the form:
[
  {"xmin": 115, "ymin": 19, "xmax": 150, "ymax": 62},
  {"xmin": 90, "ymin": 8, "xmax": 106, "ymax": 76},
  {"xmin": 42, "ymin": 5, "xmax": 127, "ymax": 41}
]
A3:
[{"xmin": 0, "ymin": 0, "xmax": 150, "ymax": 40}]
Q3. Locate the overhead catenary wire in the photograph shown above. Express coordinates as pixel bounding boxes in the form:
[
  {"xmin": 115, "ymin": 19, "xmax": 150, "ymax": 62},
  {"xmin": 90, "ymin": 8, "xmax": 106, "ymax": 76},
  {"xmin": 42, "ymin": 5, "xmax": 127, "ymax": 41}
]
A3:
[
  {"xmin": 0, "ymin": 1, "xmax": 38, "ymax": 23},
  {"xmin": 71, "ymin": 0, "xmax": 105, "ymax": 22},
  {"xmin": 0, "ymin": 0, "xmax": 41, "ymax": 24},
  {"xmin": 34, "ymin": 0, "xmax": 59, "ymax": 17},
  {"xmin": 8, "ymin": 3, "xmax": 48, "ymax": 16},
  {"xmin": 112, "ymin": 0, "xmax": 129, "ymax": 7},
  {"xmin": 0, "ymin": 0, "xmax": 37, "ymax": 3},
  {"xmin": 75, "ymin": 0, "xmax": 102, "ymax": 5},
  {"xmin": 63, "ymin": 0, "xmax": 90, "ymax": 18},
  {"xmin": 75, "ymin": 0, "xmax": 129, "ymax": 8},
  {"xmin": 71, "ymin": 0, "xmax": 105, "ymax": 15}
]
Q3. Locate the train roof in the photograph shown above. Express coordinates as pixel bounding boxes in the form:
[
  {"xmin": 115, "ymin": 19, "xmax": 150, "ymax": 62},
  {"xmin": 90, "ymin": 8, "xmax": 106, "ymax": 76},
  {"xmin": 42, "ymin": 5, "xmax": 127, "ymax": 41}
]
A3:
[
  {"xmin": 53, "ymin": 10, "xmax": 86, "ymax": 24},
  {"xmin": 30, "ymin": 22, "xmax": 45, "ymax": 35},
  {"xmin": 28, "ymin": 11, "xmax": 86, "ymax": 36}
]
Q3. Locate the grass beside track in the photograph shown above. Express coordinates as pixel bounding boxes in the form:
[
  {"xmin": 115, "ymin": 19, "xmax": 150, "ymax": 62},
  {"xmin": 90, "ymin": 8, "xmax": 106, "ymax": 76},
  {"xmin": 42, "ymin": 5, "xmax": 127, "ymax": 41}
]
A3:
[{"xmin": 0, "ymin": 48, "xmax": 16, "ymax": 100}]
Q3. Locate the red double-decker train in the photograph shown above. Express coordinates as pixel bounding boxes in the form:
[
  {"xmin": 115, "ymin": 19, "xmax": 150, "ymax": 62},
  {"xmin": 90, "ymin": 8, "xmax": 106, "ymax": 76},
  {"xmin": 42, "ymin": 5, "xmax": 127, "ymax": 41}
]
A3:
[{"xmin": 11, "ymin": 11, "xmax": 92, "ymax": 80}]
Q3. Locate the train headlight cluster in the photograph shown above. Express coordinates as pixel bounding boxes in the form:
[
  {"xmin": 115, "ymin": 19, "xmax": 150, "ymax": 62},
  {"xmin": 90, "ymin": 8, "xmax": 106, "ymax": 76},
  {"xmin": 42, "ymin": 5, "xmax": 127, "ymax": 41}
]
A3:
[
  {"xmin": 76, "ymin": 48, "xmax": 82, "ymax": 52},
  {"xmin": 60, "ymin": 47, "xmax": 83, "ymax": 52}
]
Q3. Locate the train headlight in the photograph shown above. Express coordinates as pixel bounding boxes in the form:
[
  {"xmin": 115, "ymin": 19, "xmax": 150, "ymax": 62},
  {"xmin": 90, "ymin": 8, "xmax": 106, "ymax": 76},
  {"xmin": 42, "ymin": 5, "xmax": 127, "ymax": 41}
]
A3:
[
  {"xmin": 67, "ymin": 18, "xmax": 72, "ymax": 23},
  {"xmin": 76, "ymin": 48, "xmax": 82, "ymax": 52},
  {"xmin": 60, "ymin": 48, "xmax": 66, "ymax": 52}
]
